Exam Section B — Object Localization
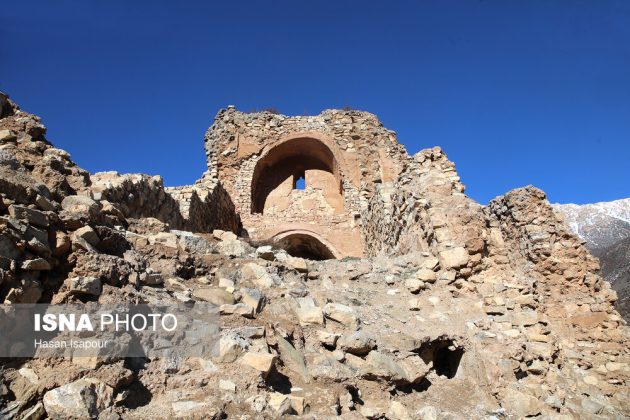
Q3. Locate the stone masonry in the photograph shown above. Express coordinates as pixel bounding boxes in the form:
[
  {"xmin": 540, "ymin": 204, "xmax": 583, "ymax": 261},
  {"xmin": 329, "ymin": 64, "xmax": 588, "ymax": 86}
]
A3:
[
  {"xmin": 202, "ymin": 107, "xmax": 408, "ymax": 258},
  {"xmin": 1, "ymin": 92, "xmax": 629, "ymax": 418}
]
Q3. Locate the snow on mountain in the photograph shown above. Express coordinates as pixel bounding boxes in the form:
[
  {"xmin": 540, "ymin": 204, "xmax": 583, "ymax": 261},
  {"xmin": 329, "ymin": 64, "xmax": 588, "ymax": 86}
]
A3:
[
  {"xmin": 553, "ymin": 198, "xmax": 630, "ymax": 250},
  {"xmin": 553, "ymin": 197, "xmax": 630, "ymax": 321}
]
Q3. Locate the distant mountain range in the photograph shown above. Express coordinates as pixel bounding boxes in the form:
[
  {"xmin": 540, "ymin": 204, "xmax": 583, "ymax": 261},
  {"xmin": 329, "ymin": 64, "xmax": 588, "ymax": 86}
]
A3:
[{"xmin": 554, "ymin": 198, "xmax": 630, "ymax": 320}]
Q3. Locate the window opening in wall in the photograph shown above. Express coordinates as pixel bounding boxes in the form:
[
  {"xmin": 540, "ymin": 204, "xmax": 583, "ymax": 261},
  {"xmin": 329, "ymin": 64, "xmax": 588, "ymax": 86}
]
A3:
[
  {"xmin": 250, "ymin": 137, "xmax": 343, "ymax": 214},
  {"xmin": 294, "ymin": 173, "xmax": 306, "ymax": 190}
]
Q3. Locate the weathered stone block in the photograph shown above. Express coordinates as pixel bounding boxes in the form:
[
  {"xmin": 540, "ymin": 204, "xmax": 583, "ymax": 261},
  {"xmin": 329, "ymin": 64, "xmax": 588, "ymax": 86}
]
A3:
[
  {"xmin": 338, "ymin": 331, "xmax": 376, "ymax": 356},
  {"xmin": 21, "ymin": 258, "xmax": 51, "ymax": 271},
  {"xmin": 66, "ymin": 276, "xmax": 102, "ymax": 296},
  {"xmin": 43, "ymin": 378, "xmax": 114, "ymax": 419},
  {"xmin": 193, "ymin": 287, "xmax": 234, "ymax": 305},
  {"xmin": 8, "ymin": 205, "xmax": 49, "ymax": 227},
  {"xmin": 324, "ymin": 303, "xmax": 359, "ymax": 329},
  {"xmin": 73, "ymin": 225, "xmax": 100, "ymax": 247},
  {"xmin": 438, "ymin": 247, "xmax": 469, "ymax": 269},
  {"xmin": 240, "ymin": 351, "xmax": 277, "ymax": 374}
]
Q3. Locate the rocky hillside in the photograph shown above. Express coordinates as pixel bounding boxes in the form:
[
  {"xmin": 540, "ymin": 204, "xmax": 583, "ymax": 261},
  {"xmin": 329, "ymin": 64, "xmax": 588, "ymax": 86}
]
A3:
[
  {"xmin": 554, "ymin": 199, "xmax": 630, "ymax": 321},
  {"xmin": 1, "ymin": 92, "xmax": 629, "ymax": 419},
  {"xmin": 554, "ymin": 198, "xmax": 630, "ymax": 250},
  {"xmin": 593, "ymin": 237, "xmax": 630, "ymax": 322}
]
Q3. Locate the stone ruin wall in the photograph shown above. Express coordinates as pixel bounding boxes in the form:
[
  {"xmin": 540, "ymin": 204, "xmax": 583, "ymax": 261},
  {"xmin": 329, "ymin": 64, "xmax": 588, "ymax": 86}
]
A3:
[
  {"xmin": 482, "ymin": 186, "xmax": 627, "ymax": 405},
  {"xmin": 82, "ymin": 172, "xmax": 241, "ymax": 235},
  {"xmin": 203, "ymin": 107, "xmax": 409, "ymax": 258},
  {"xmin": 360, "ymin": 139, "xmax": 628, "ymax": 400},
  {"xmin": 2, "ymin": 91, "xmax": 629, "ymax": 417},
  {"xmin": 201, "ymin": 107, "xmax": 511, "ymax": 263},
  {"xmin": 360, "ymin": 145, "xmax": 499, "ymax": 282},
  {"xmin": 362, "ymin": 147, "xmax": 468, "ymax": 254},
  {"xmin": 165, "ymin": 182, "xmax": 241, "ymax": 234}
]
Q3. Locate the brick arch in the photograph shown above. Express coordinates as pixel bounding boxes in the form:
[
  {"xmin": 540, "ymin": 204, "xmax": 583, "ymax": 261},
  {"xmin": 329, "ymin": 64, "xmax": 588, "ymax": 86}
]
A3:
[
  {"xmin": 272, "ymin": 229, "xmax": 342, "ymax": 260},
  {"xmin": 250, "ymin": 133, "xmax": 346, "ymax": 214}
]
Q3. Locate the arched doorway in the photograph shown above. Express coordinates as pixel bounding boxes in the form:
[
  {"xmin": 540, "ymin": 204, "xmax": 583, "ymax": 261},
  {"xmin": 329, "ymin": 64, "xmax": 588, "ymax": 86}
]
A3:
[
  {"xmin": 273, "ymin": 230, "xmax": 341, "ymax": 260},
  {"xmin": 251, "ymin": 136, "xmax": 343, "ymax": 214}
]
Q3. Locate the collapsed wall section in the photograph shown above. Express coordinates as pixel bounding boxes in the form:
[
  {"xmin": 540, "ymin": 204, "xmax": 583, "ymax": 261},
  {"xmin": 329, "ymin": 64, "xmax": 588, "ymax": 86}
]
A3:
[
  {"xmin": 167, "ymin": 181, "xmax": 241, "ymax": 234},
  {"xmin": 0, "ymin": 93, "xmax": 91, "ymax": 202},
  {"xmin": 480, "ymin": 186, "xmax": 629, "ymax": 412},
  {"xmin": 89, "ymin": 172, "xmax": 186, "ymax": 228},
  {"xmin": 361, "ymin": 147, "xmax": 488, "ymax": 278},
  {"xmin": 87, "ymin": 172, "xmax": 241, "ymax": 234},
  {"xmin": 486, "ymin": 186, "xmax": 602, "ymax": 279}
]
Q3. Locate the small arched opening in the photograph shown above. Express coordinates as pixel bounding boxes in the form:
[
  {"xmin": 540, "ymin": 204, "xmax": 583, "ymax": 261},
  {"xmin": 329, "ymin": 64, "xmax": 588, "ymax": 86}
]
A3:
[
  {"xmin": 273, "ymin": 231, "xmax": 340, "ymax": 261},
  {"xmin": 251, "ymin": 136, "xmax": 343, "ymax": 214}
]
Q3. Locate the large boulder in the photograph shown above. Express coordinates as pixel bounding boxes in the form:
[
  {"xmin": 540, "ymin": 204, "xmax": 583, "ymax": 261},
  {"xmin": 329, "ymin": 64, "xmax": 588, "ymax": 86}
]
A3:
[
  {"xmin": 295, "ymin": 297, "xmax": 324, "ymax": 325},
  {"xmin": 240, "ymin": 263, "xmax": 274, "ymax": 288},
  {"xmin": 8, "ymin": 205, "xmax": 49, "ymax": 227},
  {"xmin": 501, "ymin": 388, "xmax": 544, "ymax": 418},
  {"xmin": 42, "ymin": 378, "xmax": 114, "ymax": 419},
  {"xmin": 240, "ymin": 351, "xmax": 277, "ymax": 375},
  {"xmin": 323, "ymin": 303, "xmax": 359, "ymax": 329},
  {"xmin": 61, "ymin": 195, "xmax": 101, "ymax": 220},
  {"xmin": 338, "ymin": 331, "xmax": 376, "ymax": 356},
  {"xmin": 65, "ymin": 276, "xmax": 102, "ymax": 296},
  {"xmin": 193, "ymin": 287, "xmax": 235, "ymax": 305}
]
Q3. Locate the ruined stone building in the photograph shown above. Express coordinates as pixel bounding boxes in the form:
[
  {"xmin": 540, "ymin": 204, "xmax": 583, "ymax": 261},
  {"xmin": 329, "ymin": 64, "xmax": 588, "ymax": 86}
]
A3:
[
  {"xmin": 1, "ymin": 92, "xmax": 629, "ymax": 418},
  {"xmin": 198, "ymin": 107, "xmax": 409, "ymax": 259},
  {"xmin": 190, "ymin": 106, "xmax": 490, "ymax": 276}
]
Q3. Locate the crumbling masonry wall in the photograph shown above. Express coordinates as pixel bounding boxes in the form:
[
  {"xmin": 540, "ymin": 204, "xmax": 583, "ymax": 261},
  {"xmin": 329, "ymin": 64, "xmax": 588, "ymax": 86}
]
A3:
[
  {"xmin": 203, "ymin": 107, "xmax": 409, "ymax": 258},
  {"xmin": 2, "ymin": 91, "xmax": 630, "ymax": 418},
  {"xmin": 361, "ymin": 146, "xmax": 490, "ymax": 279},
  {"xmin": 85, "ymin": 172, "xmax": 241, "ymax": 234}
]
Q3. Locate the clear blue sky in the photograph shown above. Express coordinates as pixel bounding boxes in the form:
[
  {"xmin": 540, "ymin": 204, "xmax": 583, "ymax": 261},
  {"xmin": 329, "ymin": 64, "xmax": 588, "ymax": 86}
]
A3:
[{"xmin": 1, "ymin": 1, "xmax": 628, "ymax": 204}]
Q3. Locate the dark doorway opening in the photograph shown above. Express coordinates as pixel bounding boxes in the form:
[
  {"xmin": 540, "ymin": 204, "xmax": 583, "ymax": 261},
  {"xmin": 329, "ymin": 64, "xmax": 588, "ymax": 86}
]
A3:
[
  {"xmin": 418, "ymin": 337, "xmax": 464, "ymax": 379},
  {"xmin": 275, "ymin": 233, "xmax": 336, "ymax": 260}
]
